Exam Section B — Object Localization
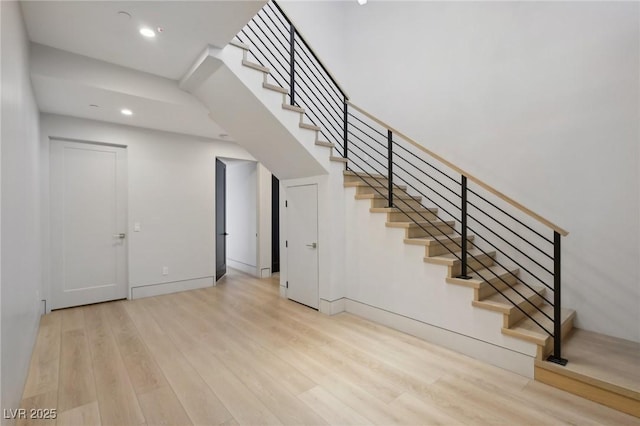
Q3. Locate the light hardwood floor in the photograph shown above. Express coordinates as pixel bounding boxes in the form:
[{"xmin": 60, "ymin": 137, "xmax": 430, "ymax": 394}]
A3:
[{"xmin": 19, "ymin": 269, "xmax": 640, "ymax": 425}]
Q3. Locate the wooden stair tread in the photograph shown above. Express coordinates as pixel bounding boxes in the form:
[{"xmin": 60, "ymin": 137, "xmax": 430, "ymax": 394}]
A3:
[
  {"xmin": 405, "ymin": 234, "xmax": 473, "ymax": 247},
  {"xmin": 262, "ymin": 82, "xmax": 288, "ymax": 94},
  {"xmin": 343, "ymin": 170, "xmax": 386, "ymax": 179},
  {"xmin": 473, "ymin": 283, "xmax": 545, "ymax": 314},
  {"xmin": 355, "ymin": 193, "xmax": 421, "ymax": 201},
  {"xmin": 385, "ymin": 219, "xmax": 451, "ymax": 228},
  {"xmin": 425, "ymin": 249, "xmax": 495, "ymax": 266},
  {"xmin": 536, "ymin": 328, "xmax": 640, "ymax": 400},
  {"xmin": 315, "ymin": 140, "xmax": 335, "ymax": 148},
  {"xmin": 345, "ymin": 181, "xmax": 407, "ymax": 190},
  {"xmin": 448, "ymin": 265, "xmax": 519, "ymax": 289},
  {"xmin": 371, "ymin": 207, "xmax": 436, "ymax": 214},
  {"xmin": 330, "ymin": 156, "xmax": 348, "ymax": 163},
  {"xmin": 533, "ymin": 329, "xmax": 640, "ymax": 417},
  {"xmin": 503, "ymin": 306, "xmax": 575, "ymax": 345},
  {"xmin": 299, "ymin": 122, "xmax": 321, "ymax": 131},
  {"xmin": 242, "ymin": 59, "xmax": 270, "ymax": 73},
  {"xmin": 282, "ymin": 103, "xmax": 305, "ymax": 113}
]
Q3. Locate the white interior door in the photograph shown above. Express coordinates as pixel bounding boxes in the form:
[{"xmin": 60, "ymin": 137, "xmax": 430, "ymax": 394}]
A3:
[
  {"xmin": 50, "ymin": 140, "xmax": 128, "ymax": 309},
  {"xmin": 286, "ymin": 184, "xmax": 319, "ymax": 309}
]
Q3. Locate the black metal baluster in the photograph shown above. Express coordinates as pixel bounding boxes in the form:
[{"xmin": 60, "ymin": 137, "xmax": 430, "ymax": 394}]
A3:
[
  {"xmin": 387, "ymin": 130, "xmax": 393, "ymax": 208},
  {"xmin": 457, "ymin": 175, "xmax": 471, "ymax": 279},
  {"xmin": 344, "ymin": 97, "xmax": 349, "ymax": 163},
  {"xmin": 548, "ymin": 231, "xmax": 568, "ymax": 365},
  {"xmin": 289, "ymin": 24, "xmax": 295, "ymax": 106}
]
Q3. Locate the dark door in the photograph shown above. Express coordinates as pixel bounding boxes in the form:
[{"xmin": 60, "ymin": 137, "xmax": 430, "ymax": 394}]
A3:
[
  {"xmin": 216, "ymin": 159, "xmax": 227, "ymax": 280},
  {"xmin": 272, "ymin": 175, "xmax": 280, "ymax": 273}
]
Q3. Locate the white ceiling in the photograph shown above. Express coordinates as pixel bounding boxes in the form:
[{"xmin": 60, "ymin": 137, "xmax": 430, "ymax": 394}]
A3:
[
  {"xmin": 21, "ymin": 1, "xmax": 266, "ymax": 140},
  {"xmin": 21, "ymin": 1, "xmax": 265, "ymax": 80},
  {"xmin": 31, "ymin": 43, "xmax": 228, "ymax": 139}
]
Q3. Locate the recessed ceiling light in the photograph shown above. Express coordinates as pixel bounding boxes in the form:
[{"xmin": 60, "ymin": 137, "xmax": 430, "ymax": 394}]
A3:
[
  {"xmin": 121, "ymin": 109, "xmax": 133, "ymax": 116},
  {"xmin": 357, "ymin": 0, "xmax": 368, "ymax": 4},
  {"xmin": 139, "ymin": 27, "xmax": 156, "ymax": 38},
  {"xmin": 89, "ymin": 104, "xmax": 99, "ymax": 108},
  {"xmin": 117, "ymin": 11, "xmax": 131, "ymax": 20}
]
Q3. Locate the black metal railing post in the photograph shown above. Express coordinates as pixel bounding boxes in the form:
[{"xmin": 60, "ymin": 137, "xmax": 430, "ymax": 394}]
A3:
[
  {"xmin": 547, "ymin": 231, "xmax": 568, "ymax": 365},
  {"xmin": 457, "ymin": 175, "xmax": 471, "ymax": 279},
  {"xmin": 387, "ymin": 130, "xmax": 393, "ymax": 208},
  {"xmin": 343, "ymin": 98, "xmax": 349, "ymax": 161},
  {"xmin": 289, "ymin": 24, "xmax": 295, "ymax": 106}
]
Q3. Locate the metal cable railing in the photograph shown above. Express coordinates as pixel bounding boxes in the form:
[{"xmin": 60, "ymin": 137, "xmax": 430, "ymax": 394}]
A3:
[{"xmin": 235, "ymin": 0, "xmax": 569, "ymax": 366}]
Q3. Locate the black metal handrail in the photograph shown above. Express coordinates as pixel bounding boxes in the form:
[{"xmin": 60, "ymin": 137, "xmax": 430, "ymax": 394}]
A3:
[{"xmin": 235, "ymin": 0, "xmax": 568, "ymax": 366}]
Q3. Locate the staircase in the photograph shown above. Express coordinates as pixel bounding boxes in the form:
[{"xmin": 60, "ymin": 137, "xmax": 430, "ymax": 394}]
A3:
[
  {"xmin": 344, "ymin": 170, "xmax": 576, "ymax": 363},
  {"xmin": 181, "ymin": 0, "xmax": 639, "ymax": 417}
]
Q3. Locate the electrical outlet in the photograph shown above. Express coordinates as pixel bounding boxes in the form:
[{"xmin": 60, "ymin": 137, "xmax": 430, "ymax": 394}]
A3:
[{"xmin": 162, "ymin": 266, "xmax": 169, "ymax": 275}]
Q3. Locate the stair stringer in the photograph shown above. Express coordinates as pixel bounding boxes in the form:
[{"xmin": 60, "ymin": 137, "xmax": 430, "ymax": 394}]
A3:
[
  {"xmin": 182, "ymin": 44, "xmax": 333, "ymax": 180},
  {"xmin": 343, "ymin": 186, "xmax": 542, "ymax": 378}
]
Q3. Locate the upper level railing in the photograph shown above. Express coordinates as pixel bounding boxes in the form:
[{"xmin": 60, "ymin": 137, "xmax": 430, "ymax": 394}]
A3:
[{"xmin": 236, "ymin": 0, "xmax": 569, "ymax": 365}]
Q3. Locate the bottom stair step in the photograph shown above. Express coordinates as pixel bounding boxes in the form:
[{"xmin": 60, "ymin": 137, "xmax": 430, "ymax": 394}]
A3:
[
  {"xmin": 502, "ymin": 304, "xmax": 576, "ymax": 351},
  {"xmin": 534, "ymin": 328, "xmax": 640, "ymax": 417}
]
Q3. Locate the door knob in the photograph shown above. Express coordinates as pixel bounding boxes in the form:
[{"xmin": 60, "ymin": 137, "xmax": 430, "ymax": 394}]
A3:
[
  {"xmin": 306, "ymin": 242, "xmax": 317, "ymax": 248},
  {"xmin": 113, "ymin": 233, "xmax": 126, "ymax": 239}
]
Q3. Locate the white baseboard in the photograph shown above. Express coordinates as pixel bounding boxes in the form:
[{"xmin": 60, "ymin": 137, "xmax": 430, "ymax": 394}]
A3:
[
  {"xmin": 131, "ymin": 276, "xmax": 214, "ymax": 299},
  {"xmin": 319, "ymin": 298, "xmax": 346, "ymax": 315},
  {"xmin": 228, "ymin": 259, "xmax": 257, "ymax": 277},
  {"xmin": 344, "ymin": 298, "xmax": 535, "ymax": 378}
]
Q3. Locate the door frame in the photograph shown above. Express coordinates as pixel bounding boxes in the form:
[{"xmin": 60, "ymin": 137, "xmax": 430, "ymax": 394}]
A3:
[
  {"xmin": 216, "ymin": 157, "xmax": 271, "ymax": 280},
  {"xmin": 48, "ymin": 137, "xmax": 129, "ymax": 310}
]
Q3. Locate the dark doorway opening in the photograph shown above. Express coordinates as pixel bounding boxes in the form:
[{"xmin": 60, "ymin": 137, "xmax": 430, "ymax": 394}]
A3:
[
  {"xmin": 272, "ymin": 174, "xmax": 280, "ymax": 273},
  {"xmin": 215, "ymin": 159, "xmax": 227, "ymax": 281}
]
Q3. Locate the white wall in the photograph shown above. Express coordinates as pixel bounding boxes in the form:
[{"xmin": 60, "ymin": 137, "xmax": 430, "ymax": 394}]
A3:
[
  {"xmin": 278, "ymin": 1, "xmax": 348, "ymax": 92},
  {"xmin": 226, "ymin": 160, "xmax": 258, "ymax": 274},
  {"xmin": 40, "ymin": 114, "xmax": 256, "ymax": 300},
  {"xmin": 288, "ymin": 1, "xmax": 640, "ymax": 342},
  {"xmin": 1, "ymin": 0, "xmax": 43, "ymax": 415}
]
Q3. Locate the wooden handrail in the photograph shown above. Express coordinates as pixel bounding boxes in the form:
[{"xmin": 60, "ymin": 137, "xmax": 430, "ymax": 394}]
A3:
[{"xmin": 347, "ymin": 101, "xmax": 569, "ymax": 237}]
